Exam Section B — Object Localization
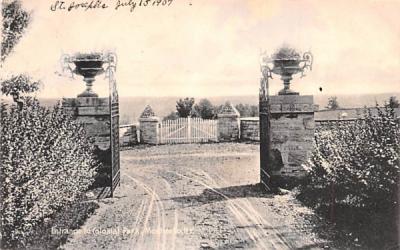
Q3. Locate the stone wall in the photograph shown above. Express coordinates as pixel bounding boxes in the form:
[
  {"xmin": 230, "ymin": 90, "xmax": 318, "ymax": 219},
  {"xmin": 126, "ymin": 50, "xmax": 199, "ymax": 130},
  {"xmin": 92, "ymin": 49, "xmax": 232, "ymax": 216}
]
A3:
[
  {"xmin": 217, "ymin": 102, "xmax": 240, "ymax": 142},
  {"xmin": 268, "ymin": 95, "xmax": 315, "ymax": 178},
  {"xmin": 240, "ymin": 118, "xmax": 259, "ymax": 141},
  {"xmin": 119, "ymin": 124, "xmax": 138, "ymax": 147}
]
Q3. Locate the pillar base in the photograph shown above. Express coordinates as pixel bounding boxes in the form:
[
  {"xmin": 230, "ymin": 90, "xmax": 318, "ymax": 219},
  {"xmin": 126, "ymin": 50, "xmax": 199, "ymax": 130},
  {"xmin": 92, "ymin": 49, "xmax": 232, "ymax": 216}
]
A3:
[{"xmin": 266, "ymin": 95, "xmax": 315, "ymax": 180}]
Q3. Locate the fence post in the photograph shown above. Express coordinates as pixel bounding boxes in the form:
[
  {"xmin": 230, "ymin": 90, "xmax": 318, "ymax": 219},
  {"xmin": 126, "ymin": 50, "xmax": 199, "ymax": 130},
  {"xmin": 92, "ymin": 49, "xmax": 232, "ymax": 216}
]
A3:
[
  {"xmin": 138, "ymin": 105, "xmax": 160, "ymax": 145},
  {"xmin": 159, "ymin": 122, "xmax": 163, "ymax": 144},
  {"xmin": 188, "ymin": 117, "xmax": 191, "ymax": 142}
]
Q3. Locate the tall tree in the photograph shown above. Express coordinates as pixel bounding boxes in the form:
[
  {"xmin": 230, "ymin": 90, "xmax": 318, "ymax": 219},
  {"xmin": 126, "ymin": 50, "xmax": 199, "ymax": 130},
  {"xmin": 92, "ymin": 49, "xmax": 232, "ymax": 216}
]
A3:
[
  {"xmin": 1, "ymin": 0, "xmax": 30, "ymax": 63},
  {"xmin": 1, "ymin": 1, "xmax": 36, "ymax": 109},
  {"xmin": 194, "ymin": 98, "xmax": 215, "ymax": 119},
  {"xmin": 176, "ymin": 97, "xmax": 195, "ymax": 118},
  {"xmin": 326, "ymin": 96, "xmax": 340, "ymax": 110},
  {"xmin": 385, "ymin": 96, "xmax": 400, "ymax": 109}
]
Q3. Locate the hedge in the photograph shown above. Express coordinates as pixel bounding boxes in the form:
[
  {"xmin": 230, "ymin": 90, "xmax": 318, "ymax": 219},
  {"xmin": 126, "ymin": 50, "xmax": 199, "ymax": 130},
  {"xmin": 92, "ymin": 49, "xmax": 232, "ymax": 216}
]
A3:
[
  {"xmin": 299, "ymin": 106, "xmax": 400, "ymax": 212},
  {"xmin": 0, "ymin": 98, "xmax": 99, "ymax": 247}
]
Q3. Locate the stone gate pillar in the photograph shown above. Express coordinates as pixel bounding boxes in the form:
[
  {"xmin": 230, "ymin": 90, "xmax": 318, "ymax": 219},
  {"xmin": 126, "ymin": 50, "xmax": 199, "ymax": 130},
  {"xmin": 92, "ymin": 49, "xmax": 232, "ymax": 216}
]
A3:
[
  {"xmin": 62, "ymin": 97, "xmax": 111, "ymax": 185},
  {"xmin": 269, "ymin": 95, "xmax": 315, "ymax": 185},
  {"xmin": 139, "ymin": 105, "xmax": 160, "ymax": 145},
  {"xmin": 259, "ymin": 46, "xmax": 314, "ymax": 188},
  {"xmin": 59, "ymin": 52, "xmax": 120, "ymax": 196},
  {"xmin": 217, "ymin": 102, "xmax": 241, "ymax": 142}
]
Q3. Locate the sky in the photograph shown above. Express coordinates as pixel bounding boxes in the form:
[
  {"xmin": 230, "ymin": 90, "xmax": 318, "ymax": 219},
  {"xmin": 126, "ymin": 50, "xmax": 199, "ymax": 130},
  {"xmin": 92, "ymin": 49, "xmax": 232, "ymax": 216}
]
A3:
[{"xmin": 1, "ymin": 0, "xmax": 400, "ymax": 98}]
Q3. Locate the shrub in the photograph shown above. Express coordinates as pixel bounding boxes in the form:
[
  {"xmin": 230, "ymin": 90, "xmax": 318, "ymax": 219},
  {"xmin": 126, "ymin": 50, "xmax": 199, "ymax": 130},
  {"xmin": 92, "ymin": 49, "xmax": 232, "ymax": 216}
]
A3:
[
  {"xmin": 299, "ymin": 106, "xmax": 400, "ymax": 212},
  {"xmin": 0, "ymin": 98, "xmax": 98, "ymax": 247}
]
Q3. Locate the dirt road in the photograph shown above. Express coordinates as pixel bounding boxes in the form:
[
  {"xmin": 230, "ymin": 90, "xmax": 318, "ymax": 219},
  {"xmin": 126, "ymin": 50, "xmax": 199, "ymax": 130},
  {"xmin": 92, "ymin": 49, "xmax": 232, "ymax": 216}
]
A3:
[{"xmin": 62, "ymin": 143, "xmax": 327, "ymax": 249}]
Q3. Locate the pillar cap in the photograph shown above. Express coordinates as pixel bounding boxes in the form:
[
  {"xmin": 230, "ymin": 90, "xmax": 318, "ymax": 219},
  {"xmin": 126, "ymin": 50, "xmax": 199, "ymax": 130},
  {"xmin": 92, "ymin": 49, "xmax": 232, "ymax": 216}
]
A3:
[
  {"xmin": 218, "ymin": 102, "xmax": 240, "ymax": 118},
  {"xmin": 140, "ymin": 105, "xmax": 156, "ymax": 118}
]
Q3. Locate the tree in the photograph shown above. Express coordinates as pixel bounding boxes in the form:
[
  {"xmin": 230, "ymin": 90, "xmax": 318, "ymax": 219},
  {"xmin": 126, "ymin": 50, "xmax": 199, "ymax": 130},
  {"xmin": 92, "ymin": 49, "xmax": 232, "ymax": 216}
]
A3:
[
  {"xmin": 194, "ymin": 98, "xmax": 215, "ymax": 119},
  {"xmin": 163, "ymin": 111, "xmax": 179, "ymax": 121},
  {"xmin": 326, "ymin": 96, "xmax": 340, "ymax": 110},
  {"xmin": 176, "ymin": 97, "xmax": 195, "ymax": 118},
  {"xmin": 235, "ymin": 103, "xmax": 258, "ymax": 117},
  {"xmin": 385, "ymin": 96, "xmax": 400, "ymax": 109},
  {"xmin": 1, "ymin": 0, "xmax": 30, "ymax": 62},
  {"xmin": 1, "ymin": 1, "xmax": 35, "ymax": 109},
  {"xmin": 1, "ymin": 74, "xmax": 40, "ymax": 109},
  {"xmin": 214, "ymin": 104, "xmax": 223, "ymax": 115},
  {"xmin": 189, "ymin": 106, "xmax": 200, "ymax": 118}
]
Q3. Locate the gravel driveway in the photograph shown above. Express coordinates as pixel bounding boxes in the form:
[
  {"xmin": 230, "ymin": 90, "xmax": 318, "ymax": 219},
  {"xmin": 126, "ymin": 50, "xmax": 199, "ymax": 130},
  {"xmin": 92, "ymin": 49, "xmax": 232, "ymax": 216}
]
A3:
[{"xmin": 61, "ymin": 143, "xmax": 328, "ymax": 250}]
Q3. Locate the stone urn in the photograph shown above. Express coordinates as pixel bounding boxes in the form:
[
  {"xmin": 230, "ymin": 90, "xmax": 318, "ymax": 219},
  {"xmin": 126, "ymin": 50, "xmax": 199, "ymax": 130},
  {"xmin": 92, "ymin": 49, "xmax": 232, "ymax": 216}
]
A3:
[
  {"xmin": 72, "ymin": 53, "xmax": 105, "ymax": 97},
  {"xmin": 270, "ymin": 47, "xmax": 312, "ymax": 95}
]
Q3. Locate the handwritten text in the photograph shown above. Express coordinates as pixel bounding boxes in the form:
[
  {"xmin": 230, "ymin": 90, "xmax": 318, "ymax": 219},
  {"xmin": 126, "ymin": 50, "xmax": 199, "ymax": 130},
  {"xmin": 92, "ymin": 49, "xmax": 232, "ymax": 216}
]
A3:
[{"xmin": 50, "ymin": 0, "xmax": 174, "ymax": 12}]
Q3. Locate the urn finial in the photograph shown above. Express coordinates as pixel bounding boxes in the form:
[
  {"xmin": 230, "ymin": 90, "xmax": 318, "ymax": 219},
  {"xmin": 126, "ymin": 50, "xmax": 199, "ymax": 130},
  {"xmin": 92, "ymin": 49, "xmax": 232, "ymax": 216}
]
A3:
[
  {"xmin": 263, "ymin": 45, "xmax": 313, "ymax": 95},
  {"xmin": 62, "ymin": 52, "xmax": 106, "ymax": 97}
]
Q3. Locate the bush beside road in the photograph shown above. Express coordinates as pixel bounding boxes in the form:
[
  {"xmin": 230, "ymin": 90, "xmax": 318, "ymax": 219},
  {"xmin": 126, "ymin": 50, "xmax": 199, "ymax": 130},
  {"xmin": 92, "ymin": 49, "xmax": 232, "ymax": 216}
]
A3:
[
  {"xmin": 299, "ymin": 106, "xmax": 400, "ymax": 249},
  {"xmin": 0, "ymin": 99, "xmax": 99, "ymax": 248}
]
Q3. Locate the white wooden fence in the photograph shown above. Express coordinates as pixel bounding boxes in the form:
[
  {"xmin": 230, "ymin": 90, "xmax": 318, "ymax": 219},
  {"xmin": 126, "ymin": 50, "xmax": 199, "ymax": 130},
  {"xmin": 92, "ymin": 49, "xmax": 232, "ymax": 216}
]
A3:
[{"xmin": 160, "ymin": 117, "xmax": 218, "ymax": 144}]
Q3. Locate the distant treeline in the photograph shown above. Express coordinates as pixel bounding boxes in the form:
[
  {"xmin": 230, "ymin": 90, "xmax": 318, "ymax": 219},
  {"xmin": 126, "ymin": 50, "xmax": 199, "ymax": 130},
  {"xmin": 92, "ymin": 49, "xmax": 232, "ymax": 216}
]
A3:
[{"xmin": 160, "ymin": 97, "xmax": 258, "ymax": 121}]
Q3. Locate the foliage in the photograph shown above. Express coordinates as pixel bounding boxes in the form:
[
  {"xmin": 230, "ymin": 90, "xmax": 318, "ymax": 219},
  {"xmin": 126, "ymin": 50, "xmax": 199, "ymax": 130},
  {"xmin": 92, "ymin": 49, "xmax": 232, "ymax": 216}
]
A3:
[
  {"xmin": 0, "ymin": 98, "xmax": 99, "ymax": 247},
  {"xmin": 0, "ymin": 2, "xmax": 98, "ymax": 247},
  {"xmin": 235, "ymin": 103, "xmax": 258, "ymax": 117},
  {"xmin": 171, "ymin": 98, "xmax": 259, "ymax": 120},
  {"xmin": 1, "ymin": 74, "xmax": 40, "ymax": 108},
  {"xmin": 325, "ymin": 96, "xmax": 340, "ymax": 110},
  {"xmin": 1, "ymin": 0, "xmax": 30, "ymax": 62},
  {"xmin": 75, "ymin": 52, "xmax": 103, "ymax": 60},
  {"xmin": 272, "ymin": 45, "xmax": 300, "ymax": 60},
  {"xmin": 0, "ymin": 74, "xmax": 39, "ymax": 96},
  {"xmin": 163, "ymin": 111, "xmax": 179, "ymax": 121},
  {"xmin": 189, "ymin": 106, "xmax": 200, "ymax": 118},
  {"xmin": 194, "ymin": 98, "xmax": 215, "ymax": 119},
  {"xmin": 385, "ymin": 96, "xmax": 400, "ymax": 109},
  {"xmin": 214, "ymin": 104, "xmax": 224, "ymax": 115},
  {"xmin": 25, "ymin": 199, "xmax": 99, "ymax": 249},
  {"xmin": 299, "ymin": 106, "xmax": 400, "ymax": 213},
  {"xmin": 176, "ymin": 97, "xmax": 195, "ymax": 118}
]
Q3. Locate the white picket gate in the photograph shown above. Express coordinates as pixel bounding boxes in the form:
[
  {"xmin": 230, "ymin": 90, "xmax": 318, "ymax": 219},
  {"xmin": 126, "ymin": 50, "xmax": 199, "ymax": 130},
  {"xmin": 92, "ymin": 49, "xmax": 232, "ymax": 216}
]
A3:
[{"xmin": 160, "ymin": 117, "xmax": 218, "ymax": 144}]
